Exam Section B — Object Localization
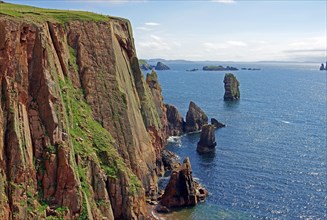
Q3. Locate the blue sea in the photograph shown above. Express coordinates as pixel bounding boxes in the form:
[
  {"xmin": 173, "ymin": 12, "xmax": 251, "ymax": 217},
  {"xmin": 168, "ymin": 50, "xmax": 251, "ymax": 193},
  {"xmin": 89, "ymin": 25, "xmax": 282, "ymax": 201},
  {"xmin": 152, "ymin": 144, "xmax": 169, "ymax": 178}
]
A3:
[{"xmin": 145, "ymin": 62, "xmax": 326, "ymax": 220}]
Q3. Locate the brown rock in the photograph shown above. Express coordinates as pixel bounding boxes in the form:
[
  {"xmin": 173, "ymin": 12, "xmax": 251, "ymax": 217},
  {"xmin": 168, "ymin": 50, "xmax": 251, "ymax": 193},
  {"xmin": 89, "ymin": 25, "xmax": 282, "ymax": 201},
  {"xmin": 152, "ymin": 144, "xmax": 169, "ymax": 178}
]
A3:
[
  {"xmin": 197, "ymin": 124, "xmax": 217, "ymax": 154},
  {"xmin": 224, "ymin": 73, "xmax": 240, "ymax": 101},
  {"xmin": 184, "ymin": 101, "xmax": 208, "ymax": 132},
  {"xmin": 155, "ymin": 204, "xmax": 170, "ymax": 213},
  {"xmin": 165, "ymin": 104, "xmax": 185, "ymax": 136},
  {"xmin": 162, "ymin": 150, "xmax": 181, "ymax": 170},
  {"xmin": 0, "ymin": 6, "xmax": 169, "ymax": 220},
  {"xmin": 211, "ymin": 118, "xmax": 225, "ymax": 129},
  {"xmin": 160, "ymin": 157, "xmax": 207, "ymax": 208}
]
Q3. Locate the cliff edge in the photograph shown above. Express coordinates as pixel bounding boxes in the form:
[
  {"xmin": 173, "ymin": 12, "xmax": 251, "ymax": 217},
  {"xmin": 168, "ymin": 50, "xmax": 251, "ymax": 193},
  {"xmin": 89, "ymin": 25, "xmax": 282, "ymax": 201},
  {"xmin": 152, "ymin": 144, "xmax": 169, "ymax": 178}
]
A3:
[{"xmin": 0, "ymin": 3, "xmax": 167, "ymax": 219}]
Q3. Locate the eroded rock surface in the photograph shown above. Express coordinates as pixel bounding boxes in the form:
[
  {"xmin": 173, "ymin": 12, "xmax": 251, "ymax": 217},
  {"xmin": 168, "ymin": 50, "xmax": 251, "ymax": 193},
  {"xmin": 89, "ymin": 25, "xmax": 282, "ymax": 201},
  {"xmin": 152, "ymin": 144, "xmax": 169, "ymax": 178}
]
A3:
[
  {"xmin": 184, "ymin": 101, "xmax": 208, "ymax": 133},
  {"xmin": 160, "ymin": 158, "xmax": 207, "ymax": 209},
  {"xmin": 211, "ymin": 118, "xmax": 225, "ymax": 129},
  {"xmin": 165, "ymin": 104, "xmax": 185, "ymax": 136},
  {"xmin": 224, "ymin": 73, "xmax": 240, "ymax": 101},
  {"xmin": 0, "ymin": 4, "xmax": 168, "ymax": 219},
  {"xmin": 197, "ymin": 124, "xmax": 217, "ymax": 154}
]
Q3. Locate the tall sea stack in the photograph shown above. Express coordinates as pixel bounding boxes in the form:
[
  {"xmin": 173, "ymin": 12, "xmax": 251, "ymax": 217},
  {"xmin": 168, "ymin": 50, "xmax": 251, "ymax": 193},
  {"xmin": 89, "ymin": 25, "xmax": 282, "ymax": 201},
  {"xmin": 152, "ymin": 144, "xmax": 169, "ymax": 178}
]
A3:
[
  {"xmin": 197, "ymin": 124, "xmax": 217, "ymax": 153},
  {"xmin": 224, "ymin": 73, "xmax": 240, "ymax": 101},
  {"xmin": 184, "ymin": 101, "xmax": 208, "ymax": 133}
]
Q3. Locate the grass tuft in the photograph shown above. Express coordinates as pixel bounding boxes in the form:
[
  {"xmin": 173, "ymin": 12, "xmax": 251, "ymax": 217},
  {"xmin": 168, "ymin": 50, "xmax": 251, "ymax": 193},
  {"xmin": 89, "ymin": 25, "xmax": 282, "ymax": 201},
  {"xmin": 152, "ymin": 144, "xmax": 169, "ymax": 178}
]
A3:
[{"xmin": 0, "ymin": 2, "xmax": 109, "ymax": 24}]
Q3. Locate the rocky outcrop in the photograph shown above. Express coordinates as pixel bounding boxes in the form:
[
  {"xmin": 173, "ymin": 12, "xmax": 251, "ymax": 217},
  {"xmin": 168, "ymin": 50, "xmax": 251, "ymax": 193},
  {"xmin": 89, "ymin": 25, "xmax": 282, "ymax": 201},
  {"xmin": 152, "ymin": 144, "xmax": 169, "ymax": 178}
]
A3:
[
  {"xmin": 155, "ymin": 62, "xmax": 170, "ymax": 70},
  {"xmin": 320, "ymin": 63, "xmax": 327, "ymax": 70},
  {"xmin": 139, "ymin": 59, "xmax": 153, "ymax": 70},
  {"xmin": 162, "ymin": 150, "xmax": 180, "ymax": 170},
  {"xmin": 211, "ymin": 118, "xmax": 225, "ymax": 129},
  {"xmin": 159, "ymin": 158, "xmax": 207, "ymax": 209},
  {"xmin": 0, "ymin": 3, "xmax": 168, "ymax": 219},
  {"xmin": 197, "ymin": 124, "xmax": 217, "ymax": 153},
  {"xmin": 184, "ymin": 101, "xmax": 208, "ymax": 133},
  {"xmin": 224, "ymin": 73, "xmax": 240, "ymax": 101},
  {"xmin": 165, "ymin": 104, "xmax": 185, "ymax": 136}
]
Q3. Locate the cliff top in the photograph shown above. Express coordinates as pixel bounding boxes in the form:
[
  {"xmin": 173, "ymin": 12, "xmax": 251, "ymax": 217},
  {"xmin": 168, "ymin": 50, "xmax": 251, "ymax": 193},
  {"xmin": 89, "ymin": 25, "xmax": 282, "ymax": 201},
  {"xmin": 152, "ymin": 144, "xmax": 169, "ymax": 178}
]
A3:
[{"xmin": 0, "ymin": 2, "xmax": 124, "ymax": 24}]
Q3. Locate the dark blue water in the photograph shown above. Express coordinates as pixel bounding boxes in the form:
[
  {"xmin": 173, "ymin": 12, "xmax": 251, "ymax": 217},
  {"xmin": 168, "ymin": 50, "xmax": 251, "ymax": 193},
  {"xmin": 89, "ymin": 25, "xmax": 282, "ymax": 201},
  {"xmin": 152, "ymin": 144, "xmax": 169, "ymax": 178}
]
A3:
[{"xmin": 146, "ymin": 62, "xmax": 326, "ymax": 219}]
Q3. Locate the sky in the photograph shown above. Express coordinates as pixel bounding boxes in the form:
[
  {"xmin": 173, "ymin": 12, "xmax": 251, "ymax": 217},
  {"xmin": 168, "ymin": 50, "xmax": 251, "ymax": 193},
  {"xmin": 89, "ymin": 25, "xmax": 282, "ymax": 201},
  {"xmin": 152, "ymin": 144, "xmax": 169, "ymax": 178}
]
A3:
[{"xmin": 5, "ymin": 0, "xmax": 327, "ymax": 62}]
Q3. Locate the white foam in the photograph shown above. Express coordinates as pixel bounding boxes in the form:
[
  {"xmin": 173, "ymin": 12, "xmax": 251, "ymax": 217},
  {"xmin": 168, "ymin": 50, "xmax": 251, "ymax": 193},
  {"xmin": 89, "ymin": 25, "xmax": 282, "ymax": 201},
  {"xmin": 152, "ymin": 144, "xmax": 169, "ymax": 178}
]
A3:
[
  {"xmin": 167, "ymin": 136, "xmax": 182, "ymax": 146},
  {"xmin": 281, "ymin": 120, "xmax": 291, "ymax": 124}
]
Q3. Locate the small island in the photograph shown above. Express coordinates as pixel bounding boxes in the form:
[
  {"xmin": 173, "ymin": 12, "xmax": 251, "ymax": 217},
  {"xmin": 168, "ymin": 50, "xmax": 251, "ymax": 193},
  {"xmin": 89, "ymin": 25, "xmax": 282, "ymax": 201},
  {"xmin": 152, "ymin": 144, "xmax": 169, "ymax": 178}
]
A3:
[
  {"xmin": 155, "ymin": 61, "xmax": 170, "ymax": 70},
  {"xmin": 241, "ymin": 67, "xmax": 261, "ymax": 71},
  {"xmin": 203, "ymin": 65, "xmax": 238, "ymax": 71},
  {"xmin": 186, "ymin": 68, "xmax": 199, "ymax": 72},
  {"xmin": 319, "ymin": 62, "xmax": 327, "ymax": 71}
]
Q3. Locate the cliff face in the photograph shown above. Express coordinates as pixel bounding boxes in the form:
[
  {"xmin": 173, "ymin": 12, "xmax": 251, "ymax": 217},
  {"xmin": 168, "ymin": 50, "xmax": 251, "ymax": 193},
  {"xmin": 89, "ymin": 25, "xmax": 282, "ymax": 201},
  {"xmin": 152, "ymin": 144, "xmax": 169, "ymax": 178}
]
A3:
[{"xmin": 0, "ymin": 3, "xmax": 167, "ymax": 219}]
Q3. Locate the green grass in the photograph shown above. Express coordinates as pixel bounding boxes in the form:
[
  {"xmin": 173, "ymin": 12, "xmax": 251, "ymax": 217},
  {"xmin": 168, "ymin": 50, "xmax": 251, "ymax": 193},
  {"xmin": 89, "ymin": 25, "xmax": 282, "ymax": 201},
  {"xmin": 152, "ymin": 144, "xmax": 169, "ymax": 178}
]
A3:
[
  {"xmin": 129, "ymin": 174, "xmax": 142, "ymax": 195},
  {"xmin": 138, "ymin": 59, "xmax": 148, "ymax": 65},
  {"xmin": 0, "ymin": 2, "xmax": 109, "ymax": 24},
  {"xmin": 60, "ymin": 46, "xmax": 139, "ymax": 181}
]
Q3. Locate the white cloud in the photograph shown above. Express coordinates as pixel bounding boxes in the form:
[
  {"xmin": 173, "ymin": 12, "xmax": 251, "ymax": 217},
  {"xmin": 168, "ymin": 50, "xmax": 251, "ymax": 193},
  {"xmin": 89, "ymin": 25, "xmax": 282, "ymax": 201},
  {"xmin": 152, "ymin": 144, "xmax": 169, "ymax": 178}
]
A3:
[
  {"xmin": 136, "ymin": 26, "xmax": 151, "ymax": 31},
  {"xmin": 138, "ymin": 34, "xmax": 171, "ymax": 50},
  {"xmin": 227, "ymin": 40, "xmax": 247, "ymax": 46},
  {"xmin": 145, "ymin": 22, "xmax": 160, "ymax": 26},
  {"xmin": 203, "ymin": 40, "xmax": 247, "ymax": 51},
  {"xmin": 289, "ymin": 36, "xmax": 326, "ymax": 49},
  {"xmin": 203, "ymin": 42, "xmax": 228, "ymax": 51},
  {"xmin": 211, "ymin": 0, "xmax": 236, "ymax": 4}
]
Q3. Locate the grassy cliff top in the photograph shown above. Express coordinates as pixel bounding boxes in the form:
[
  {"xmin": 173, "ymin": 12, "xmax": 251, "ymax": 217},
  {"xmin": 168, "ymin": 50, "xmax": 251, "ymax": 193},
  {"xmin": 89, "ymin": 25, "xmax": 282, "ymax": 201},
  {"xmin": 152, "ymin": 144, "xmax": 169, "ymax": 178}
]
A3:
[{"xmin": 0, "ymin": 2, "xmax": 110, "ymax": 23}]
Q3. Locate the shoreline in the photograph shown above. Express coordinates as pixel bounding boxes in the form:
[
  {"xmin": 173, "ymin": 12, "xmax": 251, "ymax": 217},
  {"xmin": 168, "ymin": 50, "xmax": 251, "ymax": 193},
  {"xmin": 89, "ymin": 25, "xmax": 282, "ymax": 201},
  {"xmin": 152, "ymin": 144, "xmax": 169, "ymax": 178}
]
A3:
[{"xmin": 146, "ymin": 204, "xmax": 170, "ymax": 220}]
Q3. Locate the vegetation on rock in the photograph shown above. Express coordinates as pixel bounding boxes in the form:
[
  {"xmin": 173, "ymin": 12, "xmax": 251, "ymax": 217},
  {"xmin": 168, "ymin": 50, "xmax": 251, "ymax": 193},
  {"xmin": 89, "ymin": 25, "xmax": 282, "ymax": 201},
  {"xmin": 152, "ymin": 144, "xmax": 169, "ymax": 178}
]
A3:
[{"xmin": 0, "ymin": 2, "xmax": 109, "ymax": 23}]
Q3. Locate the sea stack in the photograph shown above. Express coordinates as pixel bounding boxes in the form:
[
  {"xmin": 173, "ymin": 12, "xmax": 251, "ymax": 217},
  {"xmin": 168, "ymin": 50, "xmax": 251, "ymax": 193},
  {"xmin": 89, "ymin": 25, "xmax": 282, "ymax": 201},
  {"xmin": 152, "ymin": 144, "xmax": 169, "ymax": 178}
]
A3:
[
  {"xmin": 197, "ymin": 124, "xmax": 217, "ymax": 153},
  {"xmin": 224, "ymin": 73, "xmax": 240, "ymax": 101},
  {"xmin": 184, "ymin": 101, "xmax": 208, "ymax": 132},
  {"xmin": 155, "ymin": 61, "xmax": 170, "ymax": 70},
  {"xmin": 159, "ymin": 157, "xmax": 208, "ymax": 209},
  {"xmin": 165, "ymin": 104, "xmax": 185, "ymax": 136},
  {"xmin": 320, "ymin": 63, "xmax": 327, "ymax": 70}
]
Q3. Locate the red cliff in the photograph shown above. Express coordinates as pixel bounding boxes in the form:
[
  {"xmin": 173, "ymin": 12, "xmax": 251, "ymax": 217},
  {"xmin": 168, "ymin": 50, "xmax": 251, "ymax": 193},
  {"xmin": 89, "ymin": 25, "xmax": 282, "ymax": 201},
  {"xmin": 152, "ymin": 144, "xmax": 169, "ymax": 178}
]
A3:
[{"xmin": 0, "ymin": 2, "xmax": 168, "ymax": 219}]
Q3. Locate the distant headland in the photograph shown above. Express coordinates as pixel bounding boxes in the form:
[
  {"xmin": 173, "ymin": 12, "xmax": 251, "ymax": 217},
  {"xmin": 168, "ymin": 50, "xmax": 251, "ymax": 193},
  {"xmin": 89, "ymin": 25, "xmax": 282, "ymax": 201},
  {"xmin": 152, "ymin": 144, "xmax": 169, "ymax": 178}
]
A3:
[{"xmin": 139, "ymin": 59, "xmax": 170, "ymax": 71}]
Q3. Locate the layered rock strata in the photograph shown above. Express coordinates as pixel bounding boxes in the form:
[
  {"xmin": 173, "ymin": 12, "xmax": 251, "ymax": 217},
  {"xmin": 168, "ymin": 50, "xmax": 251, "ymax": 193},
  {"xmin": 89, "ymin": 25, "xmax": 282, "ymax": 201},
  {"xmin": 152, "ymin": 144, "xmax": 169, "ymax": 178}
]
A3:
[{"xmin": 0, "ymin": 3, "xmax": 168, "ymax": 219}]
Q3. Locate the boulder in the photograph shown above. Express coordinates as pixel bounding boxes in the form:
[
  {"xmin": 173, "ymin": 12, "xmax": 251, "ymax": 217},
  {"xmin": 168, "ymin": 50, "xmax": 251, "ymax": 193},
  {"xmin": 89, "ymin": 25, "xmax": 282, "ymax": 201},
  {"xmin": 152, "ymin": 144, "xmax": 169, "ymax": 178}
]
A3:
[
  {"xmin": 184, "ymin": 101, "xmax": 208, "ymax": 132},
  {"xmin": 223, "ymin": 73, "xmax": 240, "ymax": 101},
  {"xmin": 165, "ymin": 104, "xmax": 185, "ymax": 136},
  {"xmin": 211, "ymin": 118, "xmax": 225, "ymax": 129},
  {"xmin": 197, "ymin": 124, "xmax": 216, "ymax": 154},
  {"xmin": 155, "ymin": 61, "xmax": 170, "ymax": 70},
  {"xmin": 160, "ymin": 158, "xmax": 199, "ymax": 208},
  {"xmin": 155, "ymin": 204, "xmax": 170, "ymax": 213}
]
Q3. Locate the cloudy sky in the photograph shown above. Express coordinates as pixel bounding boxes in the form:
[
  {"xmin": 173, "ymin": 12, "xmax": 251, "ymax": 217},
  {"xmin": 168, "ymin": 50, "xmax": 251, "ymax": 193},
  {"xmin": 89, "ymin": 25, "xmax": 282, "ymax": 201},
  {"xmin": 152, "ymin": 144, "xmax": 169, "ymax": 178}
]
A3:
[{"xmin": 7, "ymin": 0, "xmax": 327, "ymax": 62}]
